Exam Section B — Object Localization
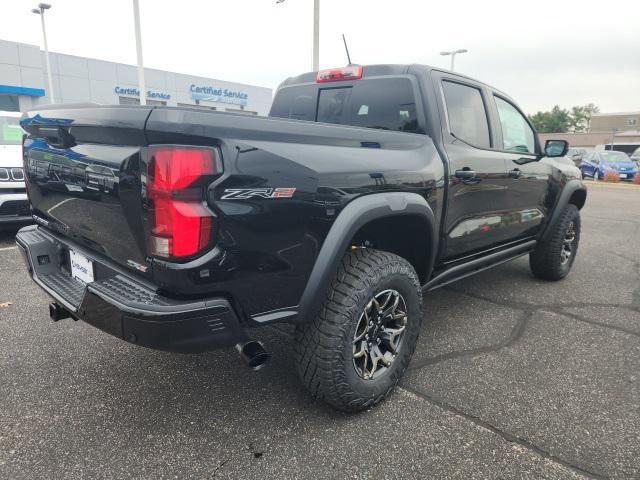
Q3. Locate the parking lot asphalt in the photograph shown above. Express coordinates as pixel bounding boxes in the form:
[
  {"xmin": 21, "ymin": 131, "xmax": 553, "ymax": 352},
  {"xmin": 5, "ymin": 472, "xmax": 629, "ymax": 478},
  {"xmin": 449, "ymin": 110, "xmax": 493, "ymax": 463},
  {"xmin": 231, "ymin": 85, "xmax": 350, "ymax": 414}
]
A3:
[{"xmin": 1, "ymin": 183, "xmax": 639, "ymax": 479}]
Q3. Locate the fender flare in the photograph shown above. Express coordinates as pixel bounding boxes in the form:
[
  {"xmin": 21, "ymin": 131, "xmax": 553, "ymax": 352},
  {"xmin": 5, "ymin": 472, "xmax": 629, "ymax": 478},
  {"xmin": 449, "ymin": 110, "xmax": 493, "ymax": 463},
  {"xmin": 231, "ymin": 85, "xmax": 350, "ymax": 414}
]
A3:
[
  {"xmin": 296, "ymin": 192, "xmax": 437, "ymax": 323},
  {"xmin": 540, "ymin": 179, "xmax": 586, "ymax": 242}
]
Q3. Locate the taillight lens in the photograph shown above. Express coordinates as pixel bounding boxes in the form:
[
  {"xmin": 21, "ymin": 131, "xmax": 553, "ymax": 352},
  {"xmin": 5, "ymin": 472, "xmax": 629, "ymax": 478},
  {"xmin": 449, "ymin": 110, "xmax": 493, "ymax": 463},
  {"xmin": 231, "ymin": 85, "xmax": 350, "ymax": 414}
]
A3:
[
  {"xmin": 316, "ymin": 65, "xmax": 363, "ymax": 83},
  {"xmin": 147, "ymin": 145, "xmax": 220, "ymax": 260}
]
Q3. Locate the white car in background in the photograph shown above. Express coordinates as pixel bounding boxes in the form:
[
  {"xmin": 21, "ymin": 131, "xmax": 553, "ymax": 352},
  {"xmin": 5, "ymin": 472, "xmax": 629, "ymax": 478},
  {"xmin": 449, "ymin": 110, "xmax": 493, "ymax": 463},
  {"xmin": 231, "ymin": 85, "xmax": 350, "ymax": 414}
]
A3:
[{"xmin": 0, "ymin": 111, "xmax": 31, "ymax": 226}]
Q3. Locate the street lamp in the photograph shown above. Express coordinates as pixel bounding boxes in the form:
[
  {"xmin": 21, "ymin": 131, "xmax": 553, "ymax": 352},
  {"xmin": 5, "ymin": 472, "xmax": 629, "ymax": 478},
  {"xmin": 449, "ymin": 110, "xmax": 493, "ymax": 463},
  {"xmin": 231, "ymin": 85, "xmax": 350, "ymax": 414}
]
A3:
[
  {"xmin": 276, "ymin": 0, "xmax": 320, "ymax": 71},
  {"xmin": 610, "ymin": 128, "xmax": 619, "ymax": 151},
  {"xmin": 31, "ymin": 3, "xmax": 55, "ymax": 104},
  {"xmin": 440, "ymin": 49, "xmax": 468, "ymax": 72},
  {"xmin": 132, "ymin": 0, "xmax": 146, "ymax": 105}
]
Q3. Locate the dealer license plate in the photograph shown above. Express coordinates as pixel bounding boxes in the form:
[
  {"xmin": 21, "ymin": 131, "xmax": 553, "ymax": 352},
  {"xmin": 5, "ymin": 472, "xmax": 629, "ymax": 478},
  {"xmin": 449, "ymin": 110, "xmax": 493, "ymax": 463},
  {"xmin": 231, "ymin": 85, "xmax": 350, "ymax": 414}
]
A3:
[{"xmin": 69, "ymin": 249, "xmax": 94, "ymax": 284}]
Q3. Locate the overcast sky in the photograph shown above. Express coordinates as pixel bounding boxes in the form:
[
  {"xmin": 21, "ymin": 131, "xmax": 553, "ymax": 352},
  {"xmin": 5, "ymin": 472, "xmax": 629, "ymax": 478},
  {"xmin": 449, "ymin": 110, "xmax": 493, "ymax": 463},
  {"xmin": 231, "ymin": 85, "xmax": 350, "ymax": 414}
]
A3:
[{"xmin": 2, "ymin": 0, "xmax": 639, "ymax": 114}]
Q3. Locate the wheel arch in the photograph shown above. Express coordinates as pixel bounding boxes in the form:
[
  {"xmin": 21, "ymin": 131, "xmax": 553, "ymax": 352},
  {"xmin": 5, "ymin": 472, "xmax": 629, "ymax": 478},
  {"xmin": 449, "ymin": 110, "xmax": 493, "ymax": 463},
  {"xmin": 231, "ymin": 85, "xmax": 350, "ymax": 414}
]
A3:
[
  {"xmin": 540, "ymin": 179, "xmax": 586, "ymax": 242},
  {"xmin": 296, "ymin": 192, "xmax": 437, "ymax": 323}
]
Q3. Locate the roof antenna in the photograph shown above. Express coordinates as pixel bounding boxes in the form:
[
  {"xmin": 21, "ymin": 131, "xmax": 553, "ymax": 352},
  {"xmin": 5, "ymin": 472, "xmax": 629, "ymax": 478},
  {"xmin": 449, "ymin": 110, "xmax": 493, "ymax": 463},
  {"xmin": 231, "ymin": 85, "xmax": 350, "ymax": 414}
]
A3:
[{"xmin": 342, "ymin": 34, "xmax": 353, "ymax": 66}]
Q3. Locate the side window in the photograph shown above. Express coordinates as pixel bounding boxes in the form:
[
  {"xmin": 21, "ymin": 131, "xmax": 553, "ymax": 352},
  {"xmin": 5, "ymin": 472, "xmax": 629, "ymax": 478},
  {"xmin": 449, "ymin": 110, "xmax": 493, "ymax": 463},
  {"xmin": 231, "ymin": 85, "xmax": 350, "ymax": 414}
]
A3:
[
  {"xmin": 494, "ymin": 96, "xmax": 535, "ymax": 154},
  {"xmin": 442, "ymin": 81, "xmax": 491, "ymax": 149}
]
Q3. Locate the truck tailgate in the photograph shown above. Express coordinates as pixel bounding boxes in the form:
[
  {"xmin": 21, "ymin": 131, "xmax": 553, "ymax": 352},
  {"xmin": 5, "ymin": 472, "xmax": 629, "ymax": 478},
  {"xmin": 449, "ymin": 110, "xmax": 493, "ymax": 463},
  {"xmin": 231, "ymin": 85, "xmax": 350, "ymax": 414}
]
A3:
[{"xmin": 21, "ymin": 106, "xmax": 153, "ymax": 275}]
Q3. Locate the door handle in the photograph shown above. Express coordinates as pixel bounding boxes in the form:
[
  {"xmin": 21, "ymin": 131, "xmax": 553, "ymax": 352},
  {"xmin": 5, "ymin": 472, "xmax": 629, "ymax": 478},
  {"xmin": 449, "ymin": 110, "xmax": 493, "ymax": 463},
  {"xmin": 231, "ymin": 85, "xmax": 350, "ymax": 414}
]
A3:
[
  {"xmin": 455, "ymin": 168, "xmax": 476, "ymax": 179},
  {"xmin": 509, "ymin": 168, "xmax": 522, "ymax": 179}
]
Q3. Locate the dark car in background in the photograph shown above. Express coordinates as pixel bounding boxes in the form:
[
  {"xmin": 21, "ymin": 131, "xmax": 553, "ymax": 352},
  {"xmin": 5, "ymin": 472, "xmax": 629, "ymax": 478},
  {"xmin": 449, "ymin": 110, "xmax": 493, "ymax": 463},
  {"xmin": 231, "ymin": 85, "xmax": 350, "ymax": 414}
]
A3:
[{"xmin": 579, "ymin": 150, "xmax": 638, "ymax": 181}]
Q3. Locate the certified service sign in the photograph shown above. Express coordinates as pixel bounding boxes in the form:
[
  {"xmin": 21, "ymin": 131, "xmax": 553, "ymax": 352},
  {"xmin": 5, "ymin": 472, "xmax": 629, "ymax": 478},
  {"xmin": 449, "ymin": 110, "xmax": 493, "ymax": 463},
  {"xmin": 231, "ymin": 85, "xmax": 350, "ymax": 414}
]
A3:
[{"xmin": 190, "ymin": 85, "xmax": 248, "ymax": 106}]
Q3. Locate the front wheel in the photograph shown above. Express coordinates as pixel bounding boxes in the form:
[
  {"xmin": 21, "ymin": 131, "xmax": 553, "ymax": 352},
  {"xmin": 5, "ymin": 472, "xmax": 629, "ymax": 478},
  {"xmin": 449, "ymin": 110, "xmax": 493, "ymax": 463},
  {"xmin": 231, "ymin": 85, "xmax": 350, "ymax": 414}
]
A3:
[
  {"xmin": 294, "ymin": 249, "xmax": 423, "ymax": 412},
  {"xmin": 530, "ymin": 204, "xmax": 581, "ymax": 281},
  {"xmin": 593, "ymin": 169, "xmax": 600, "ymax": 181}
]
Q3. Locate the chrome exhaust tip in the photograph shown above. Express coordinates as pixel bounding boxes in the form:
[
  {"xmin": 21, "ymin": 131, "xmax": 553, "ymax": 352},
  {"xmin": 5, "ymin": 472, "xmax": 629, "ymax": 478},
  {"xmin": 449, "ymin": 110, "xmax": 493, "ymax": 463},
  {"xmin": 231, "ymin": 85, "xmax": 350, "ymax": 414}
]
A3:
[{"xmin": 236, "ymin": 340, "xmax": 269, "ymax": 371}]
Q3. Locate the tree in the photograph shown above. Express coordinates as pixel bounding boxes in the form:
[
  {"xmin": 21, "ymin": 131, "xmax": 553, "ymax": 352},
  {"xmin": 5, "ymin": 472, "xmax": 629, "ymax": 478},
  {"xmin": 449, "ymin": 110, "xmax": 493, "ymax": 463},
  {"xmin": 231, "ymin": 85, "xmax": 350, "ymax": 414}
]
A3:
[
  {"xmin": 568, "ymin": 103, "xmax": 600, "ymax": 132},
  {"xmin": 529, "ymin": 106, "xmax": 571, "ymax": 133},
  {"xmin": 528, "ymin": 104, "xmax": 600, "ymax": 133}
]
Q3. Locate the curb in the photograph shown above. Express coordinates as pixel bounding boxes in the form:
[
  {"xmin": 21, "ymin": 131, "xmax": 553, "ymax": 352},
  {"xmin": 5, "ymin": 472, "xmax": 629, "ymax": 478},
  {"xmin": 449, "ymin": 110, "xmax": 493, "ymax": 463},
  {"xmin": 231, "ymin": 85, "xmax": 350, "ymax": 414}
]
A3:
[{"xmin": 584, "ymin": 181, "xmax": 640, "ymax": 189}]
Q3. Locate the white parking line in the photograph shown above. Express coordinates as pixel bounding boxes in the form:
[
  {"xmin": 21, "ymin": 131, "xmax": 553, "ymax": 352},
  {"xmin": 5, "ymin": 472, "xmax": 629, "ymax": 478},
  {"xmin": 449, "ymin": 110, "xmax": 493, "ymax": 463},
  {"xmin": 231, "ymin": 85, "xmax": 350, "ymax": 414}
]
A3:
[{"xmin": 0, "ymin": 246, "xmax": 17, "ymax": 252}]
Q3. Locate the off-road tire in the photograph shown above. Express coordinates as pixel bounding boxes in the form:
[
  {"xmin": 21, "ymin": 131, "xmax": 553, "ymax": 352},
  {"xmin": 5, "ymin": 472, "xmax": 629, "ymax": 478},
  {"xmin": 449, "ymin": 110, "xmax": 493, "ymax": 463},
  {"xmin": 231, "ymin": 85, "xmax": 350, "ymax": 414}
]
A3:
[
  {"xmin": 530, "ymin": 204, "xmax": 580, "ymax": 281},
  {"xmin": 294, "ymin": 249, "xmax": 422, "ymax": 412}
]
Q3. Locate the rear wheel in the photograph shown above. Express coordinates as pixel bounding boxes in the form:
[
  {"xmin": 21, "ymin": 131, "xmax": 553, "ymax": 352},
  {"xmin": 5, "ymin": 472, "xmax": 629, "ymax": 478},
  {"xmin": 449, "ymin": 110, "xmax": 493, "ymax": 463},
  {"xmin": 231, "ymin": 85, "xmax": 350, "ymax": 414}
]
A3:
[
  {"xmin": 294, "ymin": 249, "xmax": 422, "ymax": 412},
  {"xmin": 530, "ymin": 204, "xmax": 580, "ymax": 281}
]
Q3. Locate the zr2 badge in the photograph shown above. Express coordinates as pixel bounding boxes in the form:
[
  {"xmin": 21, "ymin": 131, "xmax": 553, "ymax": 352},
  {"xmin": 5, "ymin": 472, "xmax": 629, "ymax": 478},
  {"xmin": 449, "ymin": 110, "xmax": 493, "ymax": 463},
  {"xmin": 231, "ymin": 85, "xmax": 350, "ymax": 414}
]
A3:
[{"xmin": 220, "ymin": 188, "xmax": 296, "ymax": 200}]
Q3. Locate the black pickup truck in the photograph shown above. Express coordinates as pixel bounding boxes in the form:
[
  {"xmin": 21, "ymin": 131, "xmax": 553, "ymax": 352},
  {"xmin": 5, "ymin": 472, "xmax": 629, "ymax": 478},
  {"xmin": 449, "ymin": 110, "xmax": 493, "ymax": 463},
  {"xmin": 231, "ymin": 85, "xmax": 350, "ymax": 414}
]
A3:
[{"xmin": 17, "ymin": 64, "xmax": 585, "ymax": 411}]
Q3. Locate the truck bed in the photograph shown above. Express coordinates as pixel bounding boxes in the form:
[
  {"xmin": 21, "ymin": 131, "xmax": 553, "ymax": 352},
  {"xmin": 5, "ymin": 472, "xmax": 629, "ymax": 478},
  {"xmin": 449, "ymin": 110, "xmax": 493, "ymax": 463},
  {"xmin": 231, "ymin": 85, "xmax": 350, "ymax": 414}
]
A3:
[{"xmin": 21, "ymin": 105, "xmax": 438, "ymax": 313}]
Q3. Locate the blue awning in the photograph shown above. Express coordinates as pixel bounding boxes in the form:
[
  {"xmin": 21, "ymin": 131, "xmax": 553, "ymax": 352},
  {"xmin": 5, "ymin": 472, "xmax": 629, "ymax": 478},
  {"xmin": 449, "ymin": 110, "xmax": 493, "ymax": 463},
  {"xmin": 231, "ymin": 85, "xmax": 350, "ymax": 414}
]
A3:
[{"xmin": 0, "ymin": 85, "xmax": 46, "ymax": 97}]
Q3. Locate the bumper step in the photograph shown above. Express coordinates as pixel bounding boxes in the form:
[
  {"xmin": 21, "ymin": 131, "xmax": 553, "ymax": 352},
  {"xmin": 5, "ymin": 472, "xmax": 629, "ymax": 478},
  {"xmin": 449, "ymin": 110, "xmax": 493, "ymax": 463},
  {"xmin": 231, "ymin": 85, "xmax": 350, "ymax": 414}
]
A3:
[{"xmin": 15, "ymin": 225, "xmax": 248, "ymax": 352}]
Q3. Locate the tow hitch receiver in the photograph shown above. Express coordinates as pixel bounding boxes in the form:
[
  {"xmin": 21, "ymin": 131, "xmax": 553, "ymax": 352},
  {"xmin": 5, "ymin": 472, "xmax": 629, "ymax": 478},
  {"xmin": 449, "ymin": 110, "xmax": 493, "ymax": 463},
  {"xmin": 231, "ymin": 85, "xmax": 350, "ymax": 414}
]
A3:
[{"xmin": 49, "ymin": 302, "xmax": 71, "ymax": 322}]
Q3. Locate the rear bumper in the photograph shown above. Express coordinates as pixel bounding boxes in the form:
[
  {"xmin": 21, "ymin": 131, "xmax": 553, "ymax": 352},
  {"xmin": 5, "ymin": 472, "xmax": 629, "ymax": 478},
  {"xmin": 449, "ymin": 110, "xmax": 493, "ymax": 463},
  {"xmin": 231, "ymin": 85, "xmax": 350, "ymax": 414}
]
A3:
[{"xmin": 15, "ymin": 225, "xmax": 247, "ymax": 353}]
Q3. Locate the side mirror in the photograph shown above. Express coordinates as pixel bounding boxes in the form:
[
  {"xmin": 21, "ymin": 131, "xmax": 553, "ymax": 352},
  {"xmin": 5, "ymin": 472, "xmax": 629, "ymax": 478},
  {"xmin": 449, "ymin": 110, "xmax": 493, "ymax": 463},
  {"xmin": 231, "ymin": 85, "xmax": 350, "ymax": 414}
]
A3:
[{"xmin": 544, "ymin": 139, "xmax": 569, "ymax": 158}]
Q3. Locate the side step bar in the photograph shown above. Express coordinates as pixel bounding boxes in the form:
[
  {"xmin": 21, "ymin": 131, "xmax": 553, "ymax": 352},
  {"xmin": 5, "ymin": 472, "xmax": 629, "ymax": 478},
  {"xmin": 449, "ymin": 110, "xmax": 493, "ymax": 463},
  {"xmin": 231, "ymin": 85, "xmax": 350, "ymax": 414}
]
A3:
[{"xmin": 423, "ymin": 240, "xmax": 536, "ymax": 292}]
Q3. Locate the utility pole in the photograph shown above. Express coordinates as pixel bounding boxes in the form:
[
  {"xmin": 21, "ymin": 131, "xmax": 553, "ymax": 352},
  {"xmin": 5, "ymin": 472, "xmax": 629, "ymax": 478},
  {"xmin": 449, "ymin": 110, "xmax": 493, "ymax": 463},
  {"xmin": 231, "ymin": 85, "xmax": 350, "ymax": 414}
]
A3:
[
  {"xmin": 277, "ymin": 0, "xmax": 320, "ymax": 71},
  {"xmin": 132, "ymin": 0, "xmax": 146, "ymax": 105},
  {"xmin": 31, "ymin": 3, "xmax": 55, "ymax": 103},
  {"xmin": 312, "ymin": 0, "xmax": 319, "ymax": 71}
]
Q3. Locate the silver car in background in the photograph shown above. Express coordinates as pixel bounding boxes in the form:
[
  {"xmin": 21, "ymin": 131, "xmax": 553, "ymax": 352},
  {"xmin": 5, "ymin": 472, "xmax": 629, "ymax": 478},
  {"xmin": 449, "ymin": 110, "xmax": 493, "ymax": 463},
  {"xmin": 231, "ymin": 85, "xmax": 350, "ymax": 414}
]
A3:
[{"xmin": 0, "ymin": 111, "xmax": 31, "ymax": 226}]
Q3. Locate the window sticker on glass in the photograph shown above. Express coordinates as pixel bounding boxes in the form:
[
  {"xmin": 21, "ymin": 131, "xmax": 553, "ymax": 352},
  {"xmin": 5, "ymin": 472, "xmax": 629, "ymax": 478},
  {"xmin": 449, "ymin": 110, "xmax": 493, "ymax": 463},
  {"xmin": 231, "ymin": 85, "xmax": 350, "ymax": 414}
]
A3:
[{"xmin": 358, "ymin": 105, "xmax": 369, "ymax": 115}]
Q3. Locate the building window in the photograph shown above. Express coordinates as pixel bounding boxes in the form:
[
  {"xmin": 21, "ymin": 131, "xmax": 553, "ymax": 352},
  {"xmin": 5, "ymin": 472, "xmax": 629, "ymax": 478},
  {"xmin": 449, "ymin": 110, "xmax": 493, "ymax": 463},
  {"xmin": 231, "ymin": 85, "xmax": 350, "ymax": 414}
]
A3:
[
  {"xmin": 628, "ymin": 118, "xmax": 638, "ymax": 127},
  {"xmin": 225, "ymin": 108, "xmax": 258, "ymax": 115},
  {"xmin": 118, "ymin": 96, "xmax": 140, "ymax": 105},
  {"xmin": 178, "ymin": 103, "xmax": 216, "ymax": 111},
  {"xmin": 118, "ymin": 96, "xmax": 166, "ymax": 106},
  {"xmin": 0, "ymin": 94, "xmax": 20, "ymax": 112}
]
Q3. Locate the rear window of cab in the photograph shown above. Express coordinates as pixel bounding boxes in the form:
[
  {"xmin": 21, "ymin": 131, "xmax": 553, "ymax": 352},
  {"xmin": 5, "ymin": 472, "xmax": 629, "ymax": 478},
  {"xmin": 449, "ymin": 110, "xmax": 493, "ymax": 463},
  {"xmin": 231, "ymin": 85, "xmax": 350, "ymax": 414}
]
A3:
[{"xmin": 270, "ymin": 77, "xmax": 422, "ymax": 134}]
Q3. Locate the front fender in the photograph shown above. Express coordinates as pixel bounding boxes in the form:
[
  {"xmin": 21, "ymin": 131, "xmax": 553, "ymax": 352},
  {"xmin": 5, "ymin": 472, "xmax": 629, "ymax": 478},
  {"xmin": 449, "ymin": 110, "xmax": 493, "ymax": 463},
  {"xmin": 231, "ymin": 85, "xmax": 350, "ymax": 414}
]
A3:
[
  {"xmin": 296, "ymin": 192, "xmax": 437, "ymax": 323},
  {"xmin": 540, "ymin": 179, "xmax": 586, "ymax": 242}
]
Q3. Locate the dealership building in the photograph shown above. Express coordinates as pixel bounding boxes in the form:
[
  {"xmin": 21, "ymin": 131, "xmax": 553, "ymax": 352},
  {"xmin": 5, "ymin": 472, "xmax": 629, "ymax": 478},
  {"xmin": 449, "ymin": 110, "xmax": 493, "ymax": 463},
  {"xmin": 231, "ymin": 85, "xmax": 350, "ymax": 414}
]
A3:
[{"xmin": 0, "ymin": 39, "xmax": 273, "ymax": 115}]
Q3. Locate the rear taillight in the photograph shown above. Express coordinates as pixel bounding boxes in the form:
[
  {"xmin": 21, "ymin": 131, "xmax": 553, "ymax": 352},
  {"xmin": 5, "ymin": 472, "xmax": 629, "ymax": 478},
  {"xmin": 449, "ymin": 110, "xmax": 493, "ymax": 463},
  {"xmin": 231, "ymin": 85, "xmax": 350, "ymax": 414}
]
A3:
[
  {"xmin": 316, "ymin": 65, "xmax": 363, "ymax": 83},
  {"xmin": 147, "ymin": 145, "xmax": 220, "ymax": 260}
]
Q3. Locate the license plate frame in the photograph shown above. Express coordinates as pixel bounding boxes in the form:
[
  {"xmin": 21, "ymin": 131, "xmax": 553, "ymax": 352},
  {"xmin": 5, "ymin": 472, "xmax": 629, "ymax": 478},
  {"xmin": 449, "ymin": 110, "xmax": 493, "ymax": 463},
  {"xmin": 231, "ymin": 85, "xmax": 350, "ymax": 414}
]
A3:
[{"xmin": 69, "ymin": 249, "xmax": 95, "ymax": 284}]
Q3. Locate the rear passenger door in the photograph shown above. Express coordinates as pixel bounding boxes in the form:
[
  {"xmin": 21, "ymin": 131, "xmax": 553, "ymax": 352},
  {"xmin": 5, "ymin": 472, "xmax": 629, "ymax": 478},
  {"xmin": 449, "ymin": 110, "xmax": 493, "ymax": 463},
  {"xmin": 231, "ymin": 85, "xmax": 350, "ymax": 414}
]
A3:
[{"xmin": 435, "ymin": 73, "xmax": 511, "ymax": 260}]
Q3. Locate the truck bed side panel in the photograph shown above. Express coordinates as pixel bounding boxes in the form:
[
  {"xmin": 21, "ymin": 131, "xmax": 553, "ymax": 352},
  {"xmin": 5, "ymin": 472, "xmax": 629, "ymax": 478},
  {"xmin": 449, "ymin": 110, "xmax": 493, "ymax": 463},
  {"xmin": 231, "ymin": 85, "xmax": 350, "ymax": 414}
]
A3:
[{"xmin": 146, "ymin": 108, "xmax": 443, "ymax": 316}]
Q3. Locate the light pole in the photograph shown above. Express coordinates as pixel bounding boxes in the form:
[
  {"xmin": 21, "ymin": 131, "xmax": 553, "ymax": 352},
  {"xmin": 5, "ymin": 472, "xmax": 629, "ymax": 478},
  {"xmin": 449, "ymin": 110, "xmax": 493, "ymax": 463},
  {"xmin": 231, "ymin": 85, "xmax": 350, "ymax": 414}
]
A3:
[
  {"xmin": 440, "ymin": 49, "xmax": 468, "ymax": 72},
  {"xmin": 276, "ymin": 0, "xmax": 320, "ymax": 71},
  {"xmin": 132, "ymin": 0, "xmax": 146, "ymax": 105},
  {"xmin": 31, "ymin": 3, "xmax": 55, "ymax": 104}
]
